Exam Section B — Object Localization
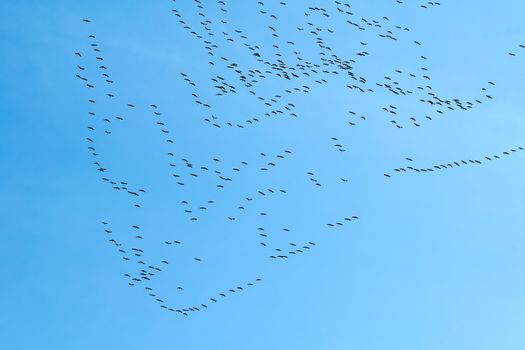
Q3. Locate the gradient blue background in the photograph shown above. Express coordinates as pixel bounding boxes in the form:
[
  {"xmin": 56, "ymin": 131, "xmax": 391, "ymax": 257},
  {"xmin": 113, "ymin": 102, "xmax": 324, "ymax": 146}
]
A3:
[{"xmin": 2, "ymin": 1, "xmax": 525, "ymax": 349}]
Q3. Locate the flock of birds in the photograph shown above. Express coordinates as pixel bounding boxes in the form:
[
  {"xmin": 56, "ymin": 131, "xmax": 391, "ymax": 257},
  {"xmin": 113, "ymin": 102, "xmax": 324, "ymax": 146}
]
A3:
[{"xmin": 74, "ymin": 0, "xmax": 525, "ymax": 316}]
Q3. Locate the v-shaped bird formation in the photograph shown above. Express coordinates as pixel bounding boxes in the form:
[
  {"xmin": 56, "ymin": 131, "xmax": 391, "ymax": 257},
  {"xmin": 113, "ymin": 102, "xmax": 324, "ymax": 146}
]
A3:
[{"xmin": 74, "ymin": 1, "xmax": 525, "ymax": 316}]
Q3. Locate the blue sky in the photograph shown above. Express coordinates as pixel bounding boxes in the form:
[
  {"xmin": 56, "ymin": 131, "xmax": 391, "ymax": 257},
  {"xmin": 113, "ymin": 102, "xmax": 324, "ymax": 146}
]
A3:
[{"xmin": 2, "ymin": 1, "xmax": 525, "ymax": 349}]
